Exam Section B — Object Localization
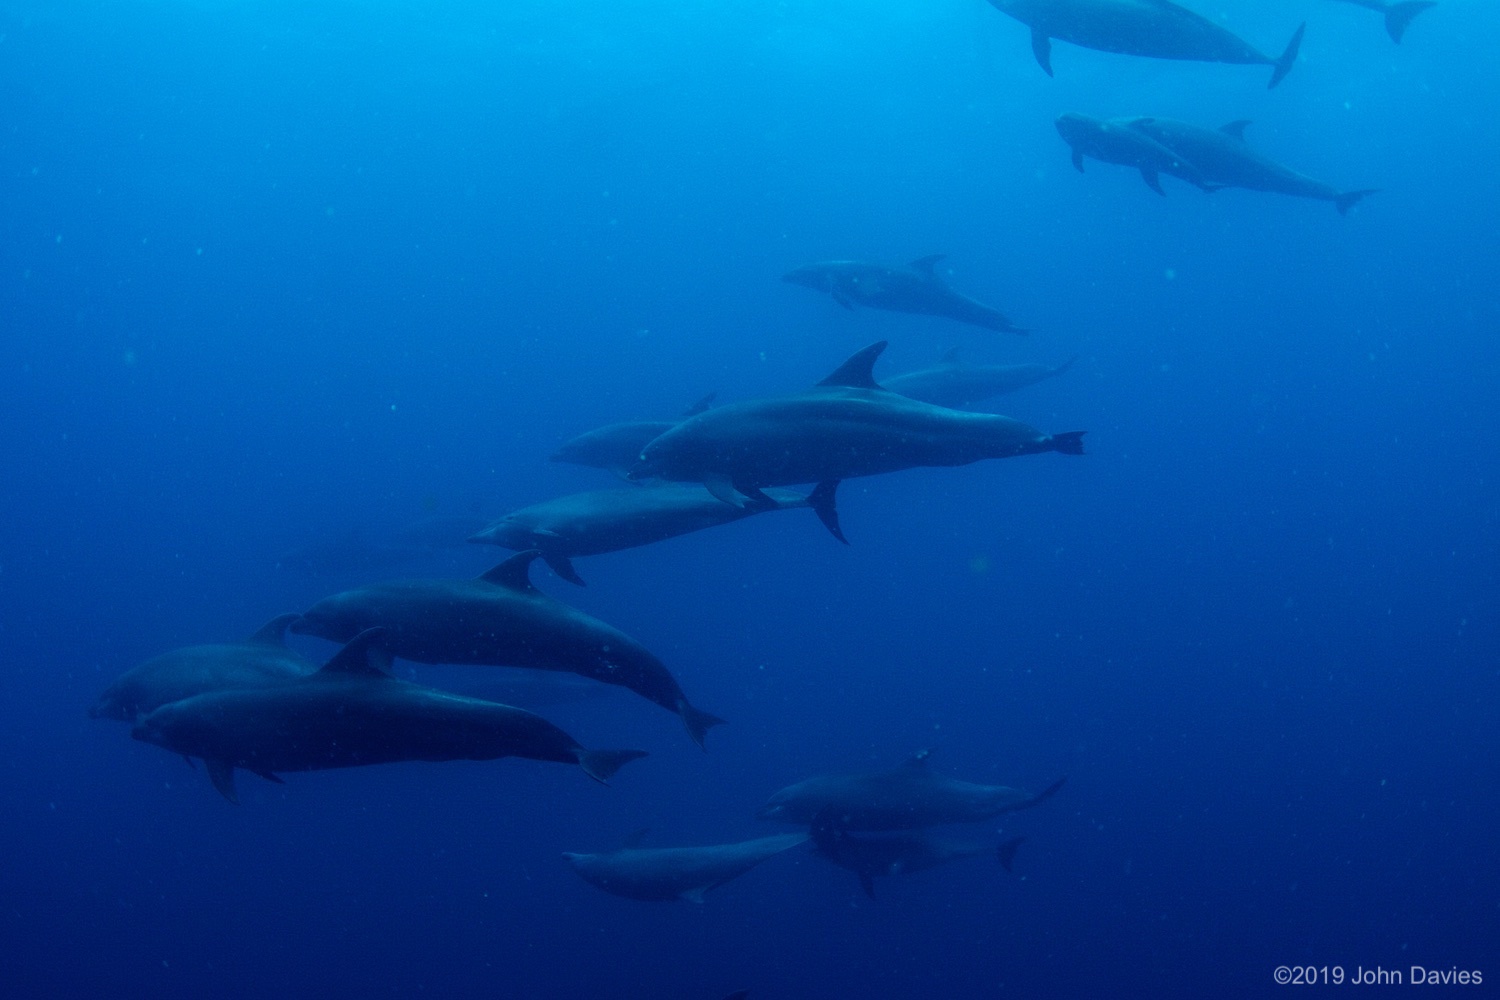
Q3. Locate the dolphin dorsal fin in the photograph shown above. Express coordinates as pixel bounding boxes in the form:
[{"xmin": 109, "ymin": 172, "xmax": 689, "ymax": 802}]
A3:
[
  {"xmin": 478, "ymin": 550, "xmax": 542, "ymax": 593},
  {"xmin": 908, "ymin": 253, "xmax": 946, "ymax": 276},
  {"xmin": 1219, "ymin": 120, "xmax": 1252, "ymax": 140},
  {"xmin": 902, "ymin": 748, "xmax": 933, "ymax": 768},
  {"xmin": 245, "ymin": 612, "xmax": 301, "ymax": 647},
  {"xmin": 317, "ymin": 628, "xmax": 394, "ymax": 678},
  {"xmin": 622, "ymin": 827, "xmax": 650, "ymax": 849},
  {"xmin": 681, "ymin": 391, "xmax": 716, "ymax": 417},
  {"xmin": 816, "ymin": 342, "xmax": 887, "ymax": 390},
  {"xmin": 940, "ymin": 346, "xmax": 961, "ymax": 364}
]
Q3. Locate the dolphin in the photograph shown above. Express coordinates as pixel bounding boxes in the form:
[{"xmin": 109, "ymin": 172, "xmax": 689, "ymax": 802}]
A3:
[
  {"xmin": 632, "ymin": 342, "xmax": 1084, "ymax": 507},
  {"xmin": 1054, "ymin": 112, "xmax": 1219, "ymax": 195},
  {"xmin": 90, "ymin": 614, "xmax": 312, "ymax": 721},
  {"xmin": 467, "ymin": 481, "xmax": 845, "ymax": 586},
  {"xmin": 131, "ymin": 629, "xmax": 648, "ymax": 802},
  {"xmin": 1331, "ymin": 0, "xmax": 1435, "ymax": 43},
  {"xmin": 1124, "ymin": 117, "xmax": 1379, "ymax": 215},
  {"xmin": 758, "ymin": 749, "xmax": 1066, "ymax": 831},
  {"xmin": 883, "ymin": 349, "xmax": 1079, "ymax": 410},
  {"xmin": 551, "ymin": 393, "xmax": 716, "ymax": 477},
  {"xmin": 809, "ymin": 808, "xmax": 1025, "ymax": 898},
  {"xmin": 563, "ymin": 830, "xmax": 808, "ymax": 903},
  {"xmin": 985, "ymin": 0, "xmax": 1305, "ymax": 88},
  {"xmin": 783, "ymin": 255, "xmax": 1026, "ymax": 334},
  {"xmin": 291, "ymin": 551, "xmax": 725, "ymax": 748}
]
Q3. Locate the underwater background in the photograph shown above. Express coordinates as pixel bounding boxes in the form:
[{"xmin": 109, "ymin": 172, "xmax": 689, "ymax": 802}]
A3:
[{"xmin": 1, "ymin": 0, "xmax": 1496, "ymax": 996}]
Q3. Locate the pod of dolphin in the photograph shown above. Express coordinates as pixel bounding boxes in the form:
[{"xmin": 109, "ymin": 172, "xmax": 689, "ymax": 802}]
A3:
[{"xmin": 93, "ymin": 0, "xmax": 1437, "ymax": 937}]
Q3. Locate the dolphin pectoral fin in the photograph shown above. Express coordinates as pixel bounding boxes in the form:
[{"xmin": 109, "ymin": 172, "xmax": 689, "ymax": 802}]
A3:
[
  {"xmin": 1218, "ymin": 119, "xmax": 1252, "ymax": 141},
  {"xmin": 831, "ymin": 285, "xmax": 856, "ymax": 310},
  {"xmin": 543, "ymin": 552, "xmax": 587, "ymax": 587},
  {"xmin": 1335, "ymin": 189, "xmax": 1379, "ymax": 216},
  {"xmin": 181, "ymin": 755, "xmax": 197, "ymax": 770},
  {"xmin": 1268, "ymin": 22, "xmax": 1304, "ymax": 89},
  {"xmin": 1029, "ymin": 28, "xmax": 1053, "ymax": 77},
  {"xmin": 206, "ymin": 759, "xmax": 238, "ymax": 804},
  {"xmin": 807, "ymin": 480, "xmax": 847, "ymax": 544},
  {"xmin": 907, "ymin": 253, "xmax": 946, "ymax": 276},
  {"xmin": 1140, "ymin": 169, "xmax": 1166, "ymax": 196},
  {"xmin": 1385, "ymin": 1, "xmax": 1435, "ymax": 44},
  {"xmin": 1070, "ymin": 148, "xmax": 1084, "ymax": 173},
  {"xmin": 574, "ymin": 748, "xmax": 648, "ymax": 784},
  {"xmin": 704, "ymin": 476, "xmax": 747, "ymax": 508},
  {"xmin": 998, "ymin": 836, "xmax": 1026, "ymax": 873},
  {"xmin": 680, "ymin": 885, "xmax": 710, "ymax": 905},
  {"xmin": 859, "ymin": 873, "xmax": 877, "ymax": 899},
  {"xmin": 252, "ymin": 770, "xmax": 284, "ymax": 785}
]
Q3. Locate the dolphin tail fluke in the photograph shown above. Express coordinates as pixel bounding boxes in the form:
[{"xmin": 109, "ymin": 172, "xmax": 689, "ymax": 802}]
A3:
[
  {"xmin": 1051, "ymin": 355, "xmax": 1082, "ymax": 378},
  {"xmin": 1016, "ymin": 775, "xmax": 1068, "ymax": 811},
  {"xmin": 543, "ymin": 552, "xmax": 587, "ymax": 587},
  {"xmin": 807, "ymin": 480, "xmax": 847, "ymax": 544},
  {"xmin": 1335, "ymin": 189, "xmax": 1379, "ymax": 216},
  {"xmin": 998, "ymin": 836, "xmax": 1026, "ymax": 873},
  {"xmin": 1268, "ymin": 22, "xmax": 1305, "ymax": 89},
  {"xmin": 679, "ymin": 701, "xmax": 728, "ymax": 751},
  {"xmin": 1385, "ymin": 2, "xmax": 1435, "ymax": 43},
  {"xmin": 574, "ymin": 748, "xmax": 649, "ymax": 784},
  {"xmin": 1048, "ymin": 431, "xmax": 1086, "ymax": 456}
]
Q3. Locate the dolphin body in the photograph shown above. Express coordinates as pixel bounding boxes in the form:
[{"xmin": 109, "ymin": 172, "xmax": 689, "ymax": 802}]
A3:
[
  {"xmin": 468, "ymin": 482, "xmax": 845, "ymax": 586},
  {"xmin": 130, "ymin": 629, "xmax": 648, "ymax": 802},
  {"xmin": 291, "ymin": 551, "xmax": 725, "ymax": 748},
  {"xmin": 758, "ymin": 750, "xmax": 1066, "ymax": 831},
  {"xmin": 563, "ymin": 831, "xmax": 808, "ymax": 903},
  {"xmin": 985, "ymin": 0, "xmax": 1305, "ymax": 88},
  {"xmin": 883, "ymin": 350, "xmax": 1078, "ymax": 410},
  {"xmin": 551, "ymin": 393, "xmax": 716, "ymax": 476},
  {"xmin": 1331, "ymin": 0, "xmax": 1435, "ymax": 43},
  {"xmin": 1124, "ymin": 117, "xmax": 1378, "ymax": 215},
  {"xmin": 633, "ymin": 342, "xmax": 1085, "ymax": 507},
  {"xmin": 1054, "ymin": 111, "xmax": 1220, "ymax": 195},
  {"xmin": 783, "ymin": 255, "xmax": 1026, "ymax": 335},
  {"xmin": 90, "ymin": 614, "xmax": 312, "ymax": 721},
  {"xmin": 810, "ymin": 809, "xmax": 1025, "ymax": 898}
]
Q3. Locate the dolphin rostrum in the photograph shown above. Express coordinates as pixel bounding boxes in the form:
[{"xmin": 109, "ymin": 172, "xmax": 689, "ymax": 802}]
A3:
[
  {"xmin": 563, "ymin": 830, "xmax": 809, "ymax": 903},
  {"xmin": 784, "ymin": 255, "xmax": 1026, "ymax": 334}
]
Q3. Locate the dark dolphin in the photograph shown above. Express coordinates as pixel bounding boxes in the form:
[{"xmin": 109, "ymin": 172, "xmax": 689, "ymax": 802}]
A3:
[
  {"xmin": 551, "ymin": 393, "xmax": 716, "ymax": 476},
  {"xmin": 1124, "ymin": 117, "xmax": 1378, "ymax": 215},
  {"xmin": 784, "ymin": 255, "xmax": 1026, "ymax": 334},
  {"xmin": 467, "ymin": 481, "xmax": 844, "ymax": 586},
  {"xmin": 130, "ymin": 629, "xmax": 648, "ymax": 802},
  {"xmin": 632, "ymin": 342, "xmax": 1084, "ymax": 506},
  {"xmin": 758, "ymin": 749, "xmax": 1066, "ymax": 831},
  {"xmin": 291, "ymin": 552, "xmax": 725, "ymax": 748},
  {"xmin": 90, "ymin": 614, "xmax": 311, "ymax": 721},
  {"xmin": 563, "ymin": 830, "xmax": 808, "ymax": 903},
  {"xmin": 810, "ymin": 808, "xmax": 1025, "ymax": 898},
  {"xmin": 883, "ymin": 349, "xmax": 1079, "ymax": 410},
  {"xmin": 985, "ymin": 0, "xmax": 1305, "ymax": 88},
  {"xmin": 1331, "ymin": 0, "xmax": 1435, "ymax": 43},
  {"xmin": 1054, "ymin": 111, "xmax": 1219, "ymax": 195}
]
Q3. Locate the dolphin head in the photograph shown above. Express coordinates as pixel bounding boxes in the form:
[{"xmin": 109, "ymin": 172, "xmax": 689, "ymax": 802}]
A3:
[
  {"xmin": 1054, "ymin": 112, "xmax": 1105, "ymax": 150},
  {"xmin": 130, "ymin": 700, "xmax": 211, "ymax": 757},
  {"xmin": 467, "ymin": 517, "xmax": 532, "ymax": 550}
]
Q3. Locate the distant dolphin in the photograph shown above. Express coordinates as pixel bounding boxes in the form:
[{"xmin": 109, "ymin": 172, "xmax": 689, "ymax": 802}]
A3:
[
  {"xmin": 810, "ymin": 808, "xmax": 1025, "ymax": 898},
  {"xmin": 632, "ymin": 342, "xmax": 1084, "ymax": 507},
  {"xmin": 985, "ymin": 0, "xmax": 1305, "ymax": 88},
  {"xmin": 131, "ymin": 629, "xmax": 648, "ymax": 802},
  {"xmin": 563, "ymin": 830, "xmax": 808, "ymax": 903},
  {"xmin": 1054, "ymin": 112, "xmax": 1219, "ymax": 195},
  {"xmin": 90, "ymin": 614, "xmax": 312, "ymax": 721},
  {"xmin": 551, "ymin": 393, "xmax": 716, "ymax": 477},
  {"xmin": 883, "ymin": 349, "xmax": 1079, "ymax": 410},
  {"xmin": 1125, "ymin": 117, "xmax": 1379, "ymax": 215},
  {"xmin": 292, "ymin": 551, "xmax": 725, "ymax": 748},
  {"xmin": 759, "ymin": 749, "xmax": 1066, "ymax": 831},
  {"xmin": 468, "ymin": 481, "xmax": 845, "ymax": 586},
  {"xmin": 784, "ymin": 255, "xmax": 1026, "ymax": 334},
  {"xmin": 1331, "ymin": 0, "xmax": 1435, "ymax": 43}
]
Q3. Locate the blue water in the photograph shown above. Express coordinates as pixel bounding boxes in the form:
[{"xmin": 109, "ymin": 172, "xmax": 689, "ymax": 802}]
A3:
[{"xmin": 2, "ymin": 1, "xmax": 1496, "ymax": 996}]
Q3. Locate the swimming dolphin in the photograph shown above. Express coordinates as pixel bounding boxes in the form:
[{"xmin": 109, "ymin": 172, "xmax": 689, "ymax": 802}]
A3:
[
  {"xmin": 1331, "ymin": 0, "xmax": 1435, "ymax": 43},
  {"xmin": 1054, "ymin": 112, "xmax": 1219, "ymax": 195},
  {"xmin": 131, "ymin": 629, "xmax": 648, "ymax": 802},
  {"xmin": 551, "ymin": 393, "xmax": 716, "ymax": 476},
  {"xmin": 563, "ymin": 830, "xmax": 808, "ymax": 903},
  {"xmin": 467, "ymin": 481, "xmax": 845, "ymax": 586},
  {"xmin": 632, "ymin": 342, "xmax": 1084, "ymax": 506},
  {"xmin": 90, "ymin": 614, "xmax": 312, "ymax": 721},
  {"xmin": 758, "ymin": 749, "xmax": 1066, "ymax": 831},
  {"xmin": 291, "ymin": 551, "xmax": 725, "ymax": 748},
  {"xmin": 883, "ymin": 349, "xmax": 1079, "ymax": 410},
  {"xmin": 985, "ymin": 0, "xmax": 1305, "ymax": 88},
  {"xmin": 809, "ymin": 808, "xmax": 1025, "ymax": 898},
  {"xmin": 783, "ymin": 256, "xmax": 1026, "ymax": 335},
  {"xmin": 1124, "ymin": 117, "xmax": 1379, "ymax": 215}
]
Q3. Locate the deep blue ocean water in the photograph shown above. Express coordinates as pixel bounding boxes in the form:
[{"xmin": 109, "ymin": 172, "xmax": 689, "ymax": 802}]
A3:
[{"xmin": 2, "ymin": 1, "xmax": 1496, "ymax": 997}]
